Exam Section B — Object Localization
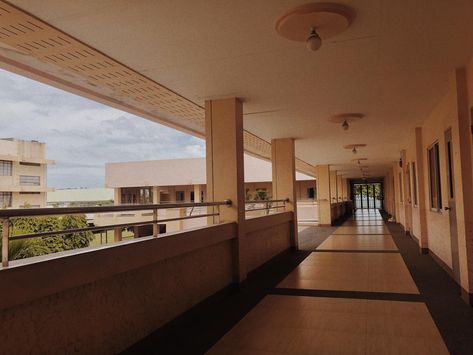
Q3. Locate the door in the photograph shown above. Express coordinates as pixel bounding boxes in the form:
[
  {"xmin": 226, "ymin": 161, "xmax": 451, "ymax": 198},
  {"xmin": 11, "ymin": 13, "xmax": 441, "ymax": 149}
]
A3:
[{"xmin": 445, "ymin": 128, "xmax": 460, "ymax": 282}]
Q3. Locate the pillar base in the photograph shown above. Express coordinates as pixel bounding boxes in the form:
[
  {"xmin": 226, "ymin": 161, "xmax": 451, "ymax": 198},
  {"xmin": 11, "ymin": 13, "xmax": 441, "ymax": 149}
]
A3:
[{"xmin": 420, "ymin": 247, "xmax": 429, "ymax": 255}]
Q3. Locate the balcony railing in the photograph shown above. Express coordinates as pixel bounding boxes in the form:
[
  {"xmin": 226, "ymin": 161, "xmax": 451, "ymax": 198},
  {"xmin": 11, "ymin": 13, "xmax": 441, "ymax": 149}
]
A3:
[
  {"xmin": 245, "ymin": 199, "xmax": 289, "ymax": 216},
  {"xmin": 0, "ymin": 200, "xmax": 232, "ymax": 267}
]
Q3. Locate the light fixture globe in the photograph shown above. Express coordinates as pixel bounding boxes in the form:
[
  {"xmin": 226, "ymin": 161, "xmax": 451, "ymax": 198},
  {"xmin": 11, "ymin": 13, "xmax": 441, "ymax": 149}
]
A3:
[
  {"xmin": 306, "ymin": 28, "xmax": 322, "ymax": 51},
  {"xmin": 275, "ymin": 3, "xmax": 355, "ymax": 51}
]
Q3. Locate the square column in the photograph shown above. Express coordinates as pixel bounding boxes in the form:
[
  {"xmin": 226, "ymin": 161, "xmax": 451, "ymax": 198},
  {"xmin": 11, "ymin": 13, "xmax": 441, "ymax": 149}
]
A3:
[
  {"xmin": 152, "ymin": 186, "xmax": 160, "ymax": 204},
  {"xmin": 337, "ymin": 175, "xmax": 343, "ymax": 202},
  {"xmin": 113, "ymin": 188, "xmax": 122, "ymax": 242},
  {"xmin": 194, "ymin": 184, "xmax": 202, "ymax": 202},
  {"xmin": 316, "ymin": 165, "xmax": 332, "ymax": 226},
  {"xmin": 330, "ymin": 170, "xmax": 338, "ymax": 204},
  {"xmin": 415, "ymin": 128, "xmax": 429, "ymax": 251},
  {"xmin": 454, "ymin": 68, "xmax": 473, "ymax": 304},
  {"xmin": 205, "ymin": 97, "xmax": 245, "ymax": 281},
  {"xmin": 271, "ymin": 138, "xmax": 298, "ymax": 248}
]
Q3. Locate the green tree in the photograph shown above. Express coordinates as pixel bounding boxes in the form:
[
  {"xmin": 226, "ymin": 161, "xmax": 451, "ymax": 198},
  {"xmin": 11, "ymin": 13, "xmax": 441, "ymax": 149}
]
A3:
[{"xmin": 1, "ymin": 214, "xmax": 94, "ymax": 260}]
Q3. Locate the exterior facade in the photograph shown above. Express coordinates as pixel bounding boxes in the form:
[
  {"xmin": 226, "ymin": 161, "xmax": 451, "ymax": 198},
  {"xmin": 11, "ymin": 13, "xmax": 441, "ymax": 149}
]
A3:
[
  {"xmin": 0, "ymin": 138, "xmax": 53, "ymax": 208},
  {"xmin": 99, "ymin": 155, "xmax": 319, "ymax": 232},
  {"xmin": 47, "ymin": 187, "xmax": 114, "ymax": 207},
  {"xmin": 105, "ymin": 154, "xmax": 316, "ymax": 205}
]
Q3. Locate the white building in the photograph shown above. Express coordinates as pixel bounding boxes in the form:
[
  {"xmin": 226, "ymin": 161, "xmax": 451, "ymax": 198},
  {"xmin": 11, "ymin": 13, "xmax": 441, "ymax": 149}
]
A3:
[{"xmin": 0, "ymin": 138, "xmax": 54, "ymax": 208}]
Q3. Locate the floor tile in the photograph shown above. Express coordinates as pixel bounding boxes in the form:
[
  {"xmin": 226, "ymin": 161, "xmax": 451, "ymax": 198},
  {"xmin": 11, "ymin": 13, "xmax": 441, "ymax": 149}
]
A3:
[
  {"xmin": 317, "ymin": 234, "xmax": 398, "ymax": 251},
  {"xmin": 207, "ymin": 296, "xmax": 448, "ymax": 355},
  {"xmin": 333, "ymin": 225, "xmax": 391, "ymax": 235},
  {"xmin": 278, "ymin": 252, "xmax": 419, "ymax": 294}
]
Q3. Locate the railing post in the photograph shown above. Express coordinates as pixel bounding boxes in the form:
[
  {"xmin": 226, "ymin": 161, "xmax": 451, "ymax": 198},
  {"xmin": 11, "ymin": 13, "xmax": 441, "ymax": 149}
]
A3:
[
  {"xmin": 2, "ymin": 218, "xmax": 9, "ymax": 267},
  {"xmin": 153, "ymin": 208, "xmax": 158, "ymax": 237}
]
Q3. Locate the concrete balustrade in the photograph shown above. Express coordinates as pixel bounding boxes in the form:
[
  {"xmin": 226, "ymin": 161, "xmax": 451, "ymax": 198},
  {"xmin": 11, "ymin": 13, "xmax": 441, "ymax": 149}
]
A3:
[{"xmin": 0, "ymin": 211, "xmax": 294, "ymax": 353}]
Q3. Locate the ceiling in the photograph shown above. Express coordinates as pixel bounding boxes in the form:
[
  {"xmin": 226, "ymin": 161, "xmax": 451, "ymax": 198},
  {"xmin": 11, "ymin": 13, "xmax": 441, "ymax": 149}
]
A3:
[{"xmin": 2, "ymin": 0, "xmax": 473, "ymax": 178}]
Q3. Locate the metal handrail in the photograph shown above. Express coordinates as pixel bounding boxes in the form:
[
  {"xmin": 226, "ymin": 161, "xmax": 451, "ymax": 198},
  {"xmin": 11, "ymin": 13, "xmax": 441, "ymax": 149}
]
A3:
[
  {"xmin": 0, "ymin": 200, "xmax": 232, "ymax": 267},
  {"xmin": 0, "ymin": 200, "xmax": 232, "ymax": 218},
  {"xmin": 244, "ymin": 198, "xmax": 289, "ymax": 214}
]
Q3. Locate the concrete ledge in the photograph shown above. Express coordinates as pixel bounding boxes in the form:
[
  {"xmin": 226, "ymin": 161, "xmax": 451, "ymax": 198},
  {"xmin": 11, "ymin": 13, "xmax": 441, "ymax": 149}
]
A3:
[
  {"xmin": 244, "ymin": 211, "xmax": 293, "ymax": 233},
  {"xmin": 0, "ymin": 223, "xmax": 237, "ymax": 311}
]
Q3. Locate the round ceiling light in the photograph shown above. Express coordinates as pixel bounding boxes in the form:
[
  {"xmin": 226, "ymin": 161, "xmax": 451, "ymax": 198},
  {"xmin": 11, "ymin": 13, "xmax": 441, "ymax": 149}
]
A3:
[
  {"xmin": 275, "ymin": 3, "xmax": 355, "ymax": 51},
  {"xmin": 343, "ymin": 144, "xmax": 367, "ymax": 154},
  {"xmin": 329, "ymin": 113, "xmax": 364, "ymax": 130}
]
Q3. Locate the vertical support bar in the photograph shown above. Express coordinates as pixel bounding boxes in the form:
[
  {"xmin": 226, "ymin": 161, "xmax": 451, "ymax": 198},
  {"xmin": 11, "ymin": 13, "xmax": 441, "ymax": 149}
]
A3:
[
  {"xmin": 153, "ymin": 208, "xmax": 158, "ymax": 237},
  {"xmin": 2, "ymin": 218, "xmax": 9, "ymax": 267}
]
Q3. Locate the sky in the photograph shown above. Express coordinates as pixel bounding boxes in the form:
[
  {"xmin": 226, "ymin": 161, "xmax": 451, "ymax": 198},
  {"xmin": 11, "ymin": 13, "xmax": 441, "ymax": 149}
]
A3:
[{"xmin": 0, "ymin": 69, "xmax": 205, "ymax": 188}]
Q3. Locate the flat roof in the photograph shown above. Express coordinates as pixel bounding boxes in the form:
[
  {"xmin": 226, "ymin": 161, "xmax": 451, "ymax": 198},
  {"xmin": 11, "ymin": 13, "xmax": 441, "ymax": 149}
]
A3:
[{"xmin": 106, "ymin": 155, "xmax": 314, "ymax": 188}]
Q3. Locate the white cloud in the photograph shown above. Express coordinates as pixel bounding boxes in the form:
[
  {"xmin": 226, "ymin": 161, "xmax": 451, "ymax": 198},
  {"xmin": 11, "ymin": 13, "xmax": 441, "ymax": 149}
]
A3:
[{"xmin": 0, "ymin": 69, "xmax": 205, "ymax": 188}]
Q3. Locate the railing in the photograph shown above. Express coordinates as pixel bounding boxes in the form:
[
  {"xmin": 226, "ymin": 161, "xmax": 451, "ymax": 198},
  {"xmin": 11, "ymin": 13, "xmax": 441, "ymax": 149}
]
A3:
[
  {"xmin": 0, "ymin": 200, "xmax": 232, "ymax": 267},
  {"xmin": 244, "ymin": 199, "xmax": 289, "ymax": 216}
]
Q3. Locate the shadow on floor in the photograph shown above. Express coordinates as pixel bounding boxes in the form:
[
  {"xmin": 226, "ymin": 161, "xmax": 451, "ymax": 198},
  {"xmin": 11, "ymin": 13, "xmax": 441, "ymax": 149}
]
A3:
[
  {"xmin": 382, "ymin": 211, "xmax": 473, "ymax": 355},
  {"xmin": 122, "ymin": 249, "xmax": 310, "ymax": 355}
]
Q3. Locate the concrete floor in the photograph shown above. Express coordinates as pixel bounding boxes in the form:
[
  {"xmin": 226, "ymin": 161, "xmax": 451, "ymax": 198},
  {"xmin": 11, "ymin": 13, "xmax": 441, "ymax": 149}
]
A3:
[
  {"xmin": 208, "ymin": 210, "xmax": 448, "ymax": 354},
  {"xmin": 124, "ymin": 210, "xmax": 473, "ymax": 355}
]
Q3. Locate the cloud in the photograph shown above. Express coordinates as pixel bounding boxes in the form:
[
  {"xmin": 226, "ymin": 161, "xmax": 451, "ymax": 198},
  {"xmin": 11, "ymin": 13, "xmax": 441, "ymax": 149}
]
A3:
[{"xmin": 0, "ymin": 69, "xmax": 205, "ymax": 188}]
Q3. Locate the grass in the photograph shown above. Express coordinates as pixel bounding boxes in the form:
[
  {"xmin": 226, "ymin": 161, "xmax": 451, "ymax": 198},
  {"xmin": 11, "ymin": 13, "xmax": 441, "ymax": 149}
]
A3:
[{"xmin": 90, "ymin": 229, "xmax": 134, "ymax": 247}]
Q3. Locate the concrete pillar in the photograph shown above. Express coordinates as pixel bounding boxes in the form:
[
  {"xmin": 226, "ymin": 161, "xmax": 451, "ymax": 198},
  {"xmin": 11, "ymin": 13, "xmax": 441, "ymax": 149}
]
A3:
[
  {"xmin": 337, "ymin": 175, "xmax": 343, "ymax": 202},
  {"xmin": 415, "ymin": 128, "xmax": 429, "ymax": 251},
  {"xmin": 401, "ymin": 149, "xmax": 412, "ymax": 233},
  {"xmin": 114, "ymin": 188, "xmax": 121, "ymax": 205},
  {"xmin": 194, "ymin": 184, "xmax": 202, "ymax": 202},
  {"xmin": 271, "ymin": 138, "xmax": 298, "ymax": 248},
  {"xmin": 113, "ymin": 188, "xmax": 122, "ymax": 241},
  {"xmin": 329, "ymin": 170, "xmax": 338, "ymax": 219},
  {"xmin": 152, "ymin": 186, "xmax": 160, "ymax": 204},
  {"xmin": 205, "ymin": 97, "xmax": 245, "ymax": 281},
  {"xmin": 454, "ymin": 68, "xmax": 473, "ymax": 304},
  {"xmin": 316, "ymin": 165, "xmax": 331, "ymax": 226}
]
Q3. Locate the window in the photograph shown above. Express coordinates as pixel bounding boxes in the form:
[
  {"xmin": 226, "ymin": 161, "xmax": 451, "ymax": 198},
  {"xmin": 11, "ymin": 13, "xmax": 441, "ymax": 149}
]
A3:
[
  {"xmin": 0, "ymin": 192, "xmax": 12, "ymax": 207},
  {"xmin": 19, "ymin": 162, "xmax": 40, "ymax": 166},
  {"xmin": 0, "ymin": 160, "xmax": 12, "ymax": 176},
  {"xmin": 121, "ymin": 187, "xmax": 153, "ymax": 204},
  {"xmin": 176, "ymin": 191, "xmax": 185, "ymax": 202},
  {"xmin": 398, "ymin": 172, "xmax": 403, "ymax": 203},
  {"xmin": 20, "ymin": 191, "xmax": 41, "ymax": 195},
  {"xmin": 428, "ymin": 143, "xmax": 442, "ymax": 211},
  {"xmin": 411, "ymin": 162, "xmax": 418, "ymax": 206},
  {"xmin": 19, "ymin": 175, "xmax": 40, "ymax": 186},
  {"xmin": 307, "ymin": 187, "xmax": 315, "ymax": 199},
  {"xmin": 190, "ymin": 191, "xmax": 195, "ymax": 202}
]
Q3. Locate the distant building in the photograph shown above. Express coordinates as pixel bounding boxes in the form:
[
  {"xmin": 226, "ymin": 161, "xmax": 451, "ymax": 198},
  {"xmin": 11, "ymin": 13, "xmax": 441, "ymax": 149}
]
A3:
[
  {"xmin": 0, "ymin": 138, "xmax": 54, "ymax": 208},
  {"xmin": 98, "ymin": 155, "xmax": 318, "ymax": 232},
  {"xmin": 105, "ymin": 154, "xmax": 316, "ymax": 205},
  {"xmin": 47, "ymin": 187, "xmax": 114, "ymax": 207}
]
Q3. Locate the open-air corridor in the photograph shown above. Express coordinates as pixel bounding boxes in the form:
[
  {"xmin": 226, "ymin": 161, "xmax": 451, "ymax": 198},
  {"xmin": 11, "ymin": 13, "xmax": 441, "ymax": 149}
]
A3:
[{"xmin": 126, "ymin": 210, "xmax": 473, "ymax": 354}]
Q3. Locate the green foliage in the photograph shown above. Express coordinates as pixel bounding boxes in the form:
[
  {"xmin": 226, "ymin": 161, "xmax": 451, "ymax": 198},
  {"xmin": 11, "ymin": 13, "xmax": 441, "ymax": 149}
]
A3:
[{"xmin": 1, "ymin": 214, "xmax": 94, "ymax": 260}]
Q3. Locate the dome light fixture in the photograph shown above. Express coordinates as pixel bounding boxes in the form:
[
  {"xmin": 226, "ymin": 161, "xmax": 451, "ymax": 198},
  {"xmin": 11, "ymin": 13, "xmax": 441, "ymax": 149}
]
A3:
[
  {"xmin": 342, "ymin": 120, "xmax": 349, "ymax": 130},
  {"xmin": 352, "ymin": 146, "xmax": 357, "ymax": 154},
  {"xmin": 306, "ymin": 28, "xmax": 322, "ymax": 51},
  {"xmin": 275, "ymin": 3, "xmax": 355, "ymax": 53}
]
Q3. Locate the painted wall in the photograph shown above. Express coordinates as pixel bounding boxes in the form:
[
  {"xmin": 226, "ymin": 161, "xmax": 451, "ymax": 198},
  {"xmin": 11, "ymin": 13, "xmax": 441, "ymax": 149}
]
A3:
[{"xmin": 384, "ymin": 68, "xmax": 473, "ymax": 295}]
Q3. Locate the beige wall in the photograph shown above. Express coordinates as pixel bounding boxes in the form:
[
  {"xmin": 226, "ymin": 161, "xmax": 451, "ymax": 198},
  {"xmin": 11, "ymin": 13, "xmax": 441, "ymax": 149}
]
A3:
[
  {"xmin": 385, "ymin": 67, "xmax": 473, "ymax": 296},
  {"xmin": 0, "ymin": 139, "xmax": 52, "ymax": 208}
]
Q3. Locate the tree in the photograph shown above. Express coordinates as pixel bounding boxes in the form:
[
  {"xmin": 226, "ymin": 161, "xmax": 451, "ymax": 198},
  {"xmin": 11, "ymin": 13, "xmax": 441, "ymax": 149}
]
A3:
[{"xmin": 0, "ymin": 214, "xmax": 94, "ymax": 260}]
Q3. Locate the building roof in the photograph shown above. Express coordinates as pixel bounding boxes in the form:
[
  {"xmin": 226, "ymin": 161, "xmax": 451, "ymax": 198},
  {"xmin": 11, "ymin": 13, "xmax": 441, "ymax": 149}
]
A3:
[
  {"xmin": 47, "ymin": 188, "xmax": 114, "ymax": 203},
  {"xmin": 106, "ymin": 155, "xmax": 314, "ymax": 188}
]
